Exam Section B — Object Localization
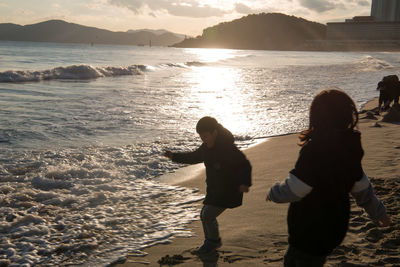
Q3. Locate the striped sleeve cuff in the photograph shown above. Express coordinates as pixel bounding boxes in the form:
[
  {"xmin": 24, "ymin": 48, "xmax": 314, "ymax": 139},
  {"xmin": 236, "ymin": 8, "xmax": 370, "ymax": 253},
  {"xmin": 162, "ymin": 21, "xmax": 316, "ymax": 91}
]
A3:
[
  {"xmin": 268, "ymin": 173, "xmax": 312, "ymax": 203},
  {"xmin": 287, "ymin": 173, "xmax": 313, "ymax": 198},
  {"xmin": 351, "ymin": 173, "xmax": 370, "ymax": 193}
]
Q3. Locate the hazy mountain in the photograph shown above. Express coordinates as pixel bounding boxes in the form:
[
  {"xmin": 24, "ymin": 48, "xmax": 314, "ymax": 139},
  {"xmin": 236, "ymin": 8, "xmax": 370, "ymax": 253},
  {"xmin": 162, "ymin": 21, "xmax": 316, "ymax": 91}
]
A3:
[
  {"xmin": 127, "ymin": 29, "xmax": 187, "ymax": 39},
  {"xmin": 0, "ymin": 20, "xmax": 185, "ymax": 46},
  {"xmin": 172, "ymin": 13, "xmax": 326, "ymax": 50}
]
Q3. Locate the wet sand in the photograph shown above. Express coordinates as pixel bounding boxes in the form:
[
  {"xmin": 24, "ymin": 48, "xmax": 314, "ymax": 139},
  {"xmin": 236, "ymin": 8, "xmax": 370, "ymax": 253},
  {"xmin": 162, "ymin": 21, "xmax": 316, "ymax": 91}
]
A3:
[{"xmin": 118, "ymin": 98, "xmax": 400, "ymax": 266}]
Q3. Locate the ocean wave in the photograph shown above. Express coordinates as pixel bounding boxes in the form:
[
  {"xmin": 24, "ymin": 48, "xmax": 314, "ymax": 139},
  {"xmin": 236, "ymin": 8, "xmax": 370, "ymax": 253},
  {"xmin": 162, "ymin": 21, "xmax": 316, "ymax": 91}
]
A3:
[
  {"xmin": 159, "ymin": 63, "xmax": 186, "ymax": 68},
  {"xmin": 234, "ymin": 135, "xmax": 254, "ymax": 142},
  {"xmin": 158, "ymin": 61, "xmax": 208, "ymax": 68},
  {"xmin": 0, "ymin": 64, "xmax": 148, "ymax": 83},
  {"xmin": 31, "ymin": 176, "xmax": 73, "ymax": 190},
  {"xmin": 281, "ymin": 55, "xmax": 395, "ymax": 76},
  {"xmin": 0, "ymin": 61, "xmax": 210, "ymax": 83},
  {"xmin": 357, "ymin": 56, "xmax": 393, "ymax": 71},
  {"xmin": 185, "ymin": 61, "xmax": 207, "ymax": 67},
  {"xmin": 0, "ymin": 153, "xmax": 203, "ymax": 266}
]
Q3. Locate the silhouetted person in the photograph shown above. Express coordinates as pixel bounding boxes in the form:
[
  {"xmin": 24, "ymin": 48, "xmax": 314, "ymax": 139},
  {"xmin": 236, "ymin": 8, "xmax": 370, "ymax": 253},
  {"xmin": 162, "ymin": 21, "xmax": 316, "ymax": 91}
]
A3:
[
  {"xmin": 164, "ymin": 116, "xmax": 252, "ymax": 254},
  {"xmin": 267, "ymin": 90, "xmax": 390, "ymax": 267},
  {"xmin": 377, "ymin": 75, "xmax": 400, "ymax": 112}
]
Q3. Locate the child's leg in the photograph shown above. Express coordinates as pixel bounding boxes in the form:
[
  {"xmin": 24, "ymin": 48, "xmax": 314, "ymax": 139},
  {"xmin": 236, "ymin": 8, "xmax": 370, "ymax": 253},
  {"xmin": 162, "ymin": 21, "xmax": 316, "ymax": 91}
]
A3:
[
  {"xmin": 284, "ymin": 246, "xmax": 327, "ymax": 267},
  {"xmin": 200, "ymin": 205, "xmax": 226, "ymax": 242}
]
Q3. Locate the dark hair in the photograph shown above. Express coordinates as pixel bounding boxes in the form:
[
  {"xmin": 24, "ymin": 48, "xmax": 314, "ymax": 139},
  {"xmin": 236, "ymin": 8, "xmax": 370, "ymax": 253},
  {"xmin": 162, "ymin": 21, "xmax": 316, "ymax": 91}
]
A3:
[
  {"xmin": 377, "ymin": 81, "xmax": 384, "ymax": 90},
  {"xmin": 196, "ymin": 116, "xmax": 219, "ymax": 134},
  {"xmin": 299, "ymin": 89, "xmax": 359, "ymax": 146}
]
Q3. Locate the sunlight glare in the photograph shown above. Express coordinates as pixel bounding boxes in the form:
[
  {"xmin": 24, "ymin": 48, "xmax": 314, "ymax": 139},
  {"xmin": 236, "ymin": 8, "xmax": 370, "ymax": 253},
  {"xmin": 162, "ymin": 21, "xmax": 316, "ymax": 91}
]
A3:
[
  {"xmin": 183, "ymin": 65, "xmax": 253, "ymax": 138},
  {"xmin": 185, "ymin": 48, "xmax": 237, "ymax": 63}
]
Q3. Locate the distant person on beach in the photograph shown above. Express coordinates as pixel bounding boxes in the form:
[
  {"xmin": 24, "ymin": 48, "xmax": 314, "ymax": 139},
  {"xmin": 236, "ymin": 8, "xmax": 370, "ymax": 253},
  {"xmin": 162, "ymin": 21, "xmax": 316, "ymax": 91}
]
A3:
[
  {"xmin": 164, "ymin": 116, "xmax": 252, "ymax": 254},
  {"xmin": 266, "ymin": 90, "xmax": 390, "ymax": 267},
  {"xmin": 376, "ymin": 75, "xmax": 400, "ymax": 112}
]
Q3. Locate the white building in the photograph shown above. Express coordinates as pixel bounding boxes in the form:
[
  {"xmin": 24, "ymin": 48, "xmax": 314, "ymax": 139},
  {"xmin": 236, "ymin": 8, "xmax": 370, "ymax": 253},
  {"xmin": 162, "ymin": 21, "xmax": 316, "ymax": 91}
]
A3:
[
  {"xmin": 371, "ymin": 0, "xmax": 400, "ymax": 22},
  {"xmin": 325, "ymin": 0, "xmax": 400, "ymax": 41},
  {"xmin": 308, "ymin": 0, "xmax": 400, "ymax": 50}
]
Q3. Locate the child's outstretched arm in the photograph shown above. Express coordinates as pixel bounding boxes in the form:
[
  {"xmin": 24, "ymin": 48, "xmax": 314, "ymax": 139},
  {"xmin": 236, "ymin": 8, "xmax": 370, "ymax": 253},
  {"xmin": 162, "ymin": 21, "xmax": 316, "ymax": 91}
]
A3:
[
  {"xmin": 351, "ymin": 173, "xmax": 391, "ymax": 227},
  {"xmin": 267, "ymin": 173, "xmax": 312, "ymax": 203},
  {"xmin": 163, "ymin": 145, "xmax": 205, "ymax": 165}
]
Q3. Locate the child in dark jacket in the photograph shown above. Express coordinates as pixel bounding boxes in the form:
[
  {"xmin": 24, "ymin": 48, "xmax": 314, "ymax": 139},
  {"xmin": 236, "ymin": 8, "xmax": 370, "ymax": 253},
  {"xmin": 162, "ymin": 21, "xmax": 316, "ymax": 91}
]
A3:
[
  {"xmin": 267, "ymin": 90, "xmax": 390, "ymax": 267},
  {"xmin": 164, "ymin": 116, "xmax": 252, "ymax": 254}
]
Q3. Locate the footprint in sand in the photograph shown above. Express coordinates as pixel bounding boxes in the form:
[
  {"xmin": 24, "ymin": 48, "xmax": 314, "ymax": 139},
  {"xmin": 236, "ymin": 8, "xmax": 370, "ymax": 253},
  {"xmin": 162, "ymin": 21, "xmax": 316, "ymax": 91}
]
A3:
[
  {"xmin": 365, "ymin": 228, "xmax": 383, "ymax": 243},
  {"xmin": 329, "ymin": 177, "xmax": 400, "ymax": 266}
]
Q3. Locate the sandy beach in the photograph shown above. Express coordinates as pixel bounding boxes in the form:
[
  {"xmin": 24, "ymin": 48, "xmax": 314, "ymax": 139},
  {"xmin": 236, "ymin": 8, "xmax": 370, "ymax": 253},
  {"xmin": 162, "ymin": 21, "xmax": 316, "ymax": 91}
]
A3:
[{"xmin": 118, "ymin": 98, "xmax": 400, "ymax": 267}]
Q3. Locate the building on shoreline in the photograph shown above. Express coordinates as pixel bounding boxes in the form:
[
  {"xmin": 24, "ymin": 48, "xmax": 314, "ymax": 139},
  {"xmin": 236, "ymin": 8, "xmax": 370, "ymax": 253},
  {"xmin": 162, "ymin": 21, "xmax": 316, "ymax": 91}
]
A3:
[
  {"xmin": 326, "ymin": 19, "xmax": 400, "ymax": 41},
  {"xmin": 306, "ymin": 0, "xmax": 400, "ymax": 51},
  {"xmin": 371, "ymin": 0, "xmax": 400, "ymax": 22}
]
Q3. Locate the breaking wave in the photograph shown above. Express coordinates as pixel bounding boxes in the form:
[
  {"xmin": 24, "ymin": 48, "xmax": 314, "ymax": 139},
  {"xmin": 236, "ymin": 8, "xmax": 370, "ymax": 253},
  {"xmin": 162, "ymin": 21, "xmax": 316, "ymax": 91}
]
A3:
[
  {"xmin": 185, "ymin": 61, "xmax": 207, "ymax": 67},
  {"xmin": 356, "ymin": 56, "xmax": 393, "ymax": 71},
  {"xmin": 0, "ymin": 61, "xmax": 210, "ymax": 83},
  {"xmin": 158, "ymin": 61, "xmax": 208, "ymax": 69},
  {"xmin": 0, "ymin": 64, "xmax": 148, "ymax": 83}
]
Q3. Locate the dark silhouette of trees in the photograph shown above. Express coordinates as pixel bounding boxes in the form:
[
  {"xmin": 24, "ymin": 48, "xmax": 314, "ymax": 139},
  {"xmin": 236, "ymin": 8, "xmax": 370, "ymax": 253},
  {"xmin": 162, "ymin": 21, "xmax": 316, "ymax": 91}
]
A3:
[{"xmin": 173, "ymin": 13, "xmax": 326, "ymax": 50}]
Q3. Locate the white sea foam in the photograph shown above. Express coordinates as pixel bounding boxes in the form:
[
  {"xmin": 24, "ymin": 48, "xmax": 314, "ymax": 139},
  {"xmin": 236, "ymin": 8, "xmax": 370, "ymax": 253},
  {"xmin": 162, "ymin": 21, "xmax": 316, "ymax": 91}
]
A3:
[
  {"xmin": 357, "ymin": 56, "xmax": 393, "ymax": 71},
  {"xmin": 0, "ymin": 141, "xmax": 206, "ymax": 266},
  {"xmin": 0, "ymin": 61, "xmax": 211, "ymax": 83},
  {"xmin": 31, "ymin": 176, "xmax": 73, "ymax": 190},
  {"xmin": 0, "ymin": 153, "xmax": 204, "ymax": 266},
  {"xmin": 0, "ymin": 64, "xmax": 147, "ymax": 82}
]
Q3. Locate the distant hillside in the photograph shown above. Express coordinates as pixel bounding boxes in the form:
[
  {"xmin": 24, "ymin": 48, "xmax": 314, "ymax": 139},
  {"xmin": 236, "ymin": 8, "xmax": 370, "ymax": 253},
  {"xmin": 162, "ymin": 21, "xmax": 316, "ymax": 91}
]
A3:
[
  {"xmin": 172, "ymin": 13, "xmax": 326, "ymax": 50},
  {"xmin": 127, "ymin": 29, "xmax": 187, "ymax": 40},
  {"xmin": 0, "ymin": 20, "xmax": 185, "ymax": 46}
]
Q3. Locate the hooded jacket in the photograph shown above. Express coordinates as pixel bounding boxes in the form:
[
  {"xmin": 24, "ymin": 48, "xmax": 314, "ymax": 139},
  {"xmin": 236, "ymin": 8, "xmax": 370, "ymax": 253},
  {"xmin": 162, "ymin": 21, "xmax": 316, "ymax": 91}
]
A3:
[{"xmin": 171, "ymin": 125, "xmax": 252, "ymax": 208}]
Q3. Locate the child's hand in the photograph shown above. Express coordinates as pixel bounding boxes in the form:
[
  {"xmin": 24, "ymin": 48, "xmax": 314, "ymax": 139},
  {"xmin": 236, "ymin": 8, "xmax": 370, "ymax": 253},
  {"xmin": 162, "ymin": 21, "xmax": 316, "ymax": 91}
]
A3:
[
  {"xmin": 379, "ymin": 214, "xmax": 391, "ymax": 227},
  {"xmin": 163, "ymin": 150, "xmax": 173, "ymax": 160},
  {"xmin": 239, "ymin": 185, "xmax": 249, "ymax": 193}
]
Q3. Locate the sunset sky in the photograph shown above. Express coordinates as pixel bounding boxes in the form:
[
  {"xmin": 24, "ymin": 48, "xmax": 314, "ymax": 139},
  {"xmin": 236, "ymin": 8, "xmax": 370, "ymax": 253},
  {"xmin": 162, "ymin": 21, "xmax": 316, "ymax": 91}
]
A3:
[{"xmin": 0, "ymin": 0, "xmax": 372, "ymax": 36}]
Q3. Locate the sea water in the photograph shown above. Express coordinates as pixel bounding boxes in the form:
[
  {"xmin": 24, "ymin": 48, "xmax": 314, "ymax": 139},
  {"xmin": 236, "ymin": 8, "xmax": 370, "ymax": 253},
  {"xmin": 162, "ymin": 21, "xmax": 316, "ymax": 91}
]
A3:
[{"xmin": 0, "ymin": 40, "xmax": 399, "ymax": 266}]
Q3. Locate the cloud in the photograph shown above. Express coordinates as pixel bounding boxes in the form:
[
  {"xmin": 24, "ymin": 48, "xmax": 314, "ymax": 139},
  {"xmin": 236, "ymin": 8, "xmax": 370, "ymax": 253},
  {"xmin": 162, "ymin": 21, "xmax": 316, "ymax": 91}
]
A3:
[
  {"xmin": 85, "ymin": 0, "xmax": 109, "ymax": 11},
  {"xmin": 234, "ymin": 2, "xmax": 276, "ymax": 15},
  {"xmin": 108, "ymin": 0, "xmax": 229, "ymax": 18},
  {"xmin": 234, "ymin": 3, "xmax": 255, "ymax": 14},
  {"xmin": 16, "ymin": 8, "xmax": 35, "ymax": 16},
  {"xmin": 298, "ymin": 0, "xmax": 336, "ymax": 12},
  {"xmin": 298, "ymin": 0, "xmax": 372, "ymax": 13}
]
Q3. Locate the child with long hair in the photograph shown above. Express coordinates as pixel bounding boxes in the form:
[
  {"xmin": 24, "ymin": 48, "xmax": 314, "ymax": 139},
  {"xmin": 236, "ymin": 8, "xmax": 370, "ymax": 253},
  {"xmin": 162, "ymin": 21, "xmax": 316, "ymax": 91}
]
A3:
[{"xmin": 267, "ymin": 89, "xmax": 390, "ymax": 266}]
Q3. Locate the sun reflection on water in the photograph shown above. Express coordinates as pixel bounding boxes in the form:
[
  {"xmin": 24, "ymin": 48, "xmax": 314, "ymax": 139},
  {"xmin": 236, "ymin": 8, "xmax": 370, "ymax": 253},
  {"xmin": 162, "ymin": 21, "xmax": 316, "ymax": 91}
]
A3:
[
  {"xmin": 185, "ymin": 48, "xmax": 237, "ymax": 63},
  {"xmin": 183, "ymin": 65, "xmax": 254, "ymax": 138}
]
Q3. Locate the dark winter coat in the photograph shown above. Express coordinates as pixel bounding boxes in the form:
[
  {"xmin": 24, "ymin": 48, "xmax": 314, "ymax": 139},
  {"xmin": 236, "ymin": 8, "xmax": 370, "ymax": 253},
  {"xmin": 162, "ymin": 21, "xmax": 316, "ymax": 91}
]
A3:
[
  {"xmin": 171, "ymin": 126, "xmax": 252, "ymax": 208},
  {"xmin": 287, "ymin": 130, "xmax": 364, "ymax": 255}
]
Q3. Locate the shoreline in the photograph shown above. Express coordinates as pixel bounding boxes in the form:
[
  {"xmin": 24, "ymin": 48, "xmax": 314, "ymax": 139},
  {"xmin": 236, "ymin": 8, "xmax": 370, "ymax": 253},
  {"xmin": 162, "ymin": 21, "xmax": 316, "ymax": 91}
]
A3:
[
  {"xmin": 156, "ymin": 95, "xmax": 375, "ymax": 187},
  {"xmin": 118, "ymin": 97, "xmax": 400, "ymax": 266},
  {"xmin": 3, "ymin": 40, "xmax": 400, "ymax": 54}
]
